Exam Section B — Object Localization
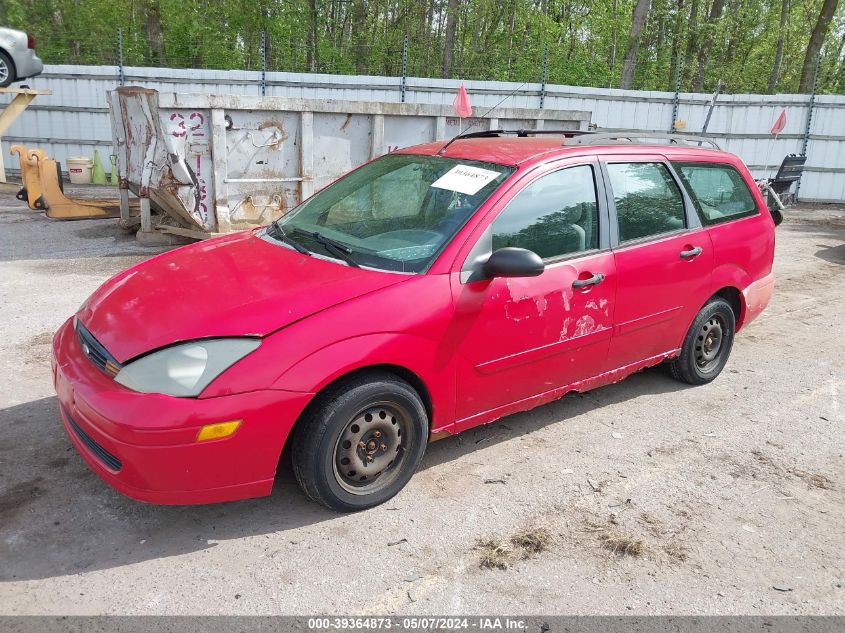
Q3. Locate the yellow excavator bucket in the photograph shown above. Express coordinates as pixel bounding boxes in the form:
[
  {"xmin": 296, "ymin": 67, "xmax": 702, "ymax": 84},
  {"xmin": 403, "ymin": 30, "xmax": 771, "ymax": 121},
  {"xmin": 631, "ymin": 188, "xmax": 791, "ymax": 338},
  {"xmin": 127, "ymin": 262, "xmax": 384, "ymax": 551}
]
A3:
[{"xmin": 10, "ymin": 145, "xmax": 45, "ymax": 210}]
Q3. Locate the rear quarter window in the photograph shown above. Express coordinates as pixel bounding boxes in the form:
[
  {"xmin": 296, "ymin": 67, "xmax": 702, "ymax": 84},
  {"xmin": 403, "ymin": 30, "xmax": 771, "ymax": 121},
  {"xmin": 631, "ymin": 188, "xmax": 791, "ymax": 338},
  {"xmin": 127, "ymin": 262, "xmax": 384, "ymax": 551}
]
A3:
[{"xmin": 674, "ymin": 162, "xmax": 758, "ymax": 225}]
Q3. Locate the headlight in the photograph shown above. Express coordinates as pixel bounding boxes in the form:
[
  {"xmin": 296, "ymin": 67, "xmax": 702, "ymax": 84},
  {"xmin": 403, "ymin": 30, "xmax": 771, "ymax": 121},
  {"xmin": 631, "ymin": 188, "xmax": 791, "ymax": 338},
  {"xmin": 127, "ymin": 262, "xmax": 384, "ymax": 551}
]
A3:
[{"xmin": 114, "ymin": 338, "xmax": 261, "ymax": 397}]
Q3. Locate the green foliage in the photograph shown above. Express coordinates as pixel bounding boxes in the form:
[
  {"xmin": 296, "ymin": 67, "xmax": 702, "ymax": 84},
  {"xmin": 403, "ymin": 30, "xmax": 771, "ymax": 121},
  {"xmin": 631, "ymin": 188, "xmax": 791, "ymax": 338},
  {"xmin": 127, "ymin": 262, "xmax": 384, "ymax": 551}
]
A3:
[{"xmin": 5, "ymin": 0, "xmax": 844, "ymax": 94}]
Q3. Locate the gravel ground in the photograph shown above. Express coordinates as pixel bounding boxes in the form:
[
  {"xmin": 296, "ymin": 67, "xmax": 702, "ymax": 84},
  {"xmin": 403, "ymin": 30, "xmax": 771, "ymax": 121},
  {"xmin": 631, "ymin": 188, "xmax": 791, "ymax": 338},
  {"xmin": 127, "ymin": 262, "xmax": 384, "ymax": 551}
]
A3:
[{"xmin": 0, "ymin": 190, "xmax": 842, "ymax": 615}]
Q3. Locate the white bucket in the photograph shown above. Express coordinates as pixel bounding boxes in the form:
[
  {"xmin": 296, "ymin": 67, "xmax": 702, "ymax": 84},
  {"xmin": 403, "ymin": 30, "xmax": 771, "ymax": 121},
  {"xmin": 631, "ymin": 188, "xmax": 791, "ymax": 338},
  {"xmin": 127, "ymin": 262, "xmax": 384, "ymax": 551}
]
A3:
[{"xmin": 67, "ymin": 157, "xmax": 94, "ymax": 184}]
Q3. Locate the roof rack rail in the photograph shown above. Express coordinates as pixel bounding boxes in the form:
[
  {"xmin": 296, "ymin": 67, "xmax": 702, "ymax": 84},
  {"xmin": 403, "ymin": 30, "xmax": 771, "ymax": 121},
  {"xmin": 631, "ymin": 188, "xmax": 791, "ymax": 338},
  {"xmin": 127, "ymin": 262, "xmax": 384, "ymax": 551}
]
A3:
[
  {"xmin": 437, "ymin": 128, "xmax": 592, "ymax": 155},
  {"xmin": 565, "ymin": 131, "xmax": 721, "ymax": 150}
]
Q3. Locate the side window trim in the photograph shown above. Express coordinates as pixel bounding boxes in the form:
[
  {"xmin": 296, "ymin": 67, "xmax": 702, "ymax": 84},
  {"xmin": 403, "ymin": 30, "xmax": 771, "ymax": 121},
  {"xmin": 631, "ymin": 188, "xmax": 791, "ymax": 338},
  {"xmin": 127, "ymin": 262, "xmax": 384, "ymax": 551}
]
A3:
[
  {"xmin": 540, "ymin": 160, "xmax": 610, "ymax": 265},
  {"xmin": 597, "ymin": 161, "xmax": 619, "ymax": 247},
  {"xmin": 594, "ymin": 159, "xmax": 612, "ymax": 252},
  {"xmin": 672, "ymin": 161, "xmax": 761, "ymax": 226},
  {"xmin": 544, "ymin": 246, "xmax": 603, "ymax": 266},
  {"xmin": 664, "ymin": 160, "xmax": 704, "ymax": 230},
  {"xmin": 599, "ymin": 158, "xmax": 702, "ymax": 249},
  {"xmin": 697, "ymin": 208, "xmax": 759, "ymax": 227},
  {"xmin": 460, "ymin": 158, "xmax": 608, "ymax": 283}
]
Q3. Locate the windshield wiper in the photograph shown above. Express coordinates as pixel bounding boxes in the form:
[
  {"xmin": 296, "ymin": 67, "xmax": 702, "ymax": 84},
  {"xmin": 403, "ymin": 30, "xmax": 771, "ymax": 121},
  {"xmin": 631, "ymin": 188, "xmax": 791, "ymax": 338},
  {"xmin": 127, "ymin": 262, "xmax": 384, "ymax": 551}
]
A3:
[
  {"xmin": 266, "ymin": 222, "xmax": 311, "ymax": 255},
  {"xmin": 308, "ymin": 231, "xmax": 360, "ymax": 268}
]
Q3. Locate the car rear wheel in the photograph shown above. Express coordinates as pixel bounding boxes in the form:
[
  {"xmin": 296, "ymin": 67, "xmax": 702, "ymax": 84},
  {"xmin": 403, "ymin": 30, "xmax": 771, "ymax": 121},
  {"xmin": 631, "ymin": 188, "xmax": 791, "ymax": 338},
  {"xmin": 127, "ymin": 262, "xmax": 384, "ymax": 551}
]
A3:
[
  {"xmin": 0, "ymin": 52, "xmax": 15, "ymax": 88},
  {"xmin": 291, "ymin": 372, "xmax": 428, "ymax": 511},
  {"xmin": 668, "ymin": 297, "xmax": 736, "ymax": 385}
]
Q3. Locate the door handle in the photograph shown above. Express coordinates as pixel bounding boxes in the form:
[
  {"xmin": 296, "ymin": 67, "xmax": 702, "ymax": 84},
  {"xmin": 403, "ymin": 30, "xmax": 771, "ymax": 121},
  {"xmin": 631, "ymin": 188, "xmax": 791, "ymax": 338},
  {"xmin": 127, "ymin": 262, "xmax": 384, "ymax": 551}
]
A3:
[
  {"xmin": 572, "ymin": 273, "xmax": 605, "ymax": 289},
  {"xmin": 680, "ymin": 246, "xmax": 703, "ymax": 259}
]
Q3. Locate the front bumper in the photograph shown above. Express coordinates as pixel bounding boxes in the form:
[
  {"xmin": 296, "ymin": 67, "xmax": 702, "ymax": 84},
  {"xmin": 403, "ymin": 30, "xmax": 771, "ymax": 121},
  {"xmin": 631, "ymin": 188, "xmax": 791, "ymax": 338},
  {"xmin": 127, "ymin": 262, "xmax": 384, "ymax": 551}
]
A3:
[{"xmin": 52, "ymin": 318, "xmax": 313, "ymax": 504}]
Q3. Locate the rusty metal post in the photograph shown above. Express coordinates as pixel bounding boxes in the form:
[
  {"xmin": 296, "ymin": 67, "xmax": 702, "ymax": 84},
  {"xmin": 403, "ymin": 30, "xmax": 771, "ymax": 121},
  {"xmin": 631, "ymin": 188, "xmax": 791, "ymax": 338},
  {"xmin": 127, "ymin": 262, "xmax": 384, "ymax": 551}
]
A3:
[
  {"xmin": 261, "ymin": 29, "xmax": 268, "ymax": 97},
  {"xmin": 539, "ymin": 44, "xmax": 549, "ymax": 109},
  {"xmin": 700, "ymin": 79, "xmax": 722, "ymax": 135},
  {"xmin": 796, "ymin": 55, "xmax": 821, "ymax": 200},
  {"xmin": 117, "ymin": 29, "xmax": 125, "ymax": 86},
  {"xmin": 669, "ymin": 59, "xmax": 683, "ymax": 132},
  {"xmin": 400, "ymin": 33, "xmax": 409, "ymax": 103}
]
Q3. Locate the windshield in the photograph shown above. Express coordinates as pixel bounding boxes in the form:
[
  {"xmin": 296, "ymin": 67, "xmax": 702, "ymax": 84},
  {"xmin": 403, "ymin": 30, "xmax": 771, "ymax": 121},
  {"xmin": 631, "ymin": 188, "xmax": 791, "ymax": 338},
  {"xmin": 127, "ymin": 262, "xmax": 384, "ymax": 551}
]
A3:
[{"xmin": 274, "ymin": 154, "xmax": 514, "ymax": 273}]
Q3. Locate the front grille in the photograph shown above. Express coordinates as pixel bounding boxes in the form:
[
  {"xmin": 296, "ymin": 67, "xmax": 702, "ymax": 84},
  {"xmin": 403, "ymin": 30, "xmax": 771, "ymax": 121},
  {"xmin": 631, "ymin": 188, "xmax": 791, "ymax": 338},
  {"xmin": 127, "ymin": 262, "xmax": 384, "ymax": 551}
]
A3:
[
  {"xmin": 76, "ymin": 321, "xmax": 122, "ymax": 376},
  {"xmin": 64, "ymin": 408, "xmax": 123, "ymax": 472}
]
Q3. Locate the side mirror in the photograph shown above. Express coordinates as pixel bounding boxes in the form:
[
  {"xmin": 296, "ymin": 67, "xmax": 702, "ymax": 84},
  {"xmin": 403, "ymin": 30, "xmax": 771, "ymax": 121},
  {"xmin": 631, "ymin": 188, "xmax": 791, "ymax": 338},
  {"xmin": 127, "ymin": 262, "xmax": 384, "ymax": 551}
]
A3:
[{"xmin": 483, "ymin": 247, "xmax": 545, "ymax": 279}]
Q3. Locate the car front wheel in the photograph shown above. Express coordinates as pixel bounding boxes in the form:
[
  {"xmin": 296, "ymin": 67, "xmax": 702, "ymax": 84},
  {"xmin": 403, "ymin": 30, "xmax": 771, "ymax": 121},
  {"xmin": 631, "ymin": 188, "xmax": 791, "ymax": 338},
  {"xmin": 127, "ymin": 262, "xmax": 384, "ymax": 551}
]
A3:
[
  {"xmin": 291, "ymin": 372, "xmax": 429, "ymax": 511},
  {"xmin": 668, "ymin": 297, "xmax": 736, "ymax": 385}
]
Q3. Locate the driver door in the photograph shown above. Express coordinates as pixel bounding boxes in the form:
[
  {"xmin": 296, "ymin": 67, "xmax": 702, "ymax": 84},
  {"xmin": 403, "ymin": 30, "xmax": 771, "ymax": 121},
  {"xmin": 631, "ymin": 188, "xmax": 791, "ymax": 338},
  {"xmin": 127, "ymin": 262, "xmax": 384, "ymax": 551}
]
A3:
[{"xmin": 449, "ymin": 160, "xmax": 616, "ymax": 430}]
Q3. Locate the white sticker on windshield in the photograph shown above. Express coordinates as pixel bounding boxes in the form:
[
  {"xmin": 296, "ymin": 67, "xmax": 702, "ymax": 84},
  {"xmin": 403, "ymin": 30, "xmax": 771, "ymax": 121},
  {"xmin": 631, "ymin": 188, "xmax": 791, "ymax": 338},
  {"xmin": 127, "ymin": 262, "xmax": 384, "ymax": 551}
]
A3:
[{"xmin": 430, "ymin": 164, "xmax": 501, "ymax": 195}]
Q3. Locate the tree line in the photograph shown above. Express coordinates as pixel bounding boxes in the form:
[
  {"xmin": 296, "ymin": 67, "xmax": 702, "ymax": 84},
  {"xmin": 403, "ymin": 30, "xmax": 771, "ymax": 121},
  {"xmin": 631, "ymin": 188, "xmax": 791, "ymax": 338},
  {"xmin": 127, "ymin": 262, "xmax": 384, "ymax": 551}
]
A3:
[{"xmin": 2, "ymin": 0, "xmax": 843, "ymax": 94}]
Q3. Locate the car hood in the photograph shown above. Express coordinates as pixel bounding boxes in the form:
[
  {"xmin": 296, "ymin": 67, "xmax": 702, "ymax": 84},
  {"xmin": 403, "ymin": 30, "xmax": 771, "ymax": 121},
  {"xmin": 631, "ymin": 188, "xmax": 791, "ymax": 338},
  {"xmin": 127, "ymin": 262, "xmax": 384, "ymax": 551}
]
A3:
[{"xmin": 78, "ymin": 230, "xmax": 407, "ymax": 363}]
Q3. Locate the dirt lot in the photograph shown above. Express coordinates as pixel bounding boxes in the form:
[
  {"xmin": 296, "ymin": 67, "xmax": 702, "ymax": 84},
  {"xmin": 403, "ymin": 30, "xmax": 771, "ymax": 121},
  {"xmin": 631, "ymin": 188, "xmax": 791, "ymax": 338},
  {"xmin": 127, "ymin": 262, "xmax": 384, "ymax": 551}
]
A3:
[{"xmin": 0, "ymin": 188, "xmax": 842, "ymax": 615}]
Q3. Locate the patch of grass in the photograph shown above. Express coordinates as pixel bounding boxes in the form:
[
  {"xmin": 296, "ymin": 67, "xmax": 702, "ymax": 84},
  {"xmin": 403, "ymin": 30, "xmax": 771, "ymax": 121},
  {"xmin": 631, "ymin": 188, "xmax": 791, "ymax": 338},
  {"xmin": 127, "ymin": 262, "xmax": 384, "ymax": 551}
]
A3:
[
  {"xmin": 638, "ymin": 511, "xmax": 664, "ymax": 536},
  {"xmin": 599, "ymin": 532, "xmax": 645, "ymax": 557},
  {"xmin": 27, "ymin": 332, "xmax": 54, "ymax": 346},
  {"xmin": 22, "ymin": 332, "xmax": 55, "ymax": 367},
  {"xmin": 477, "ymin": 525, "xmax": 553, "ymax": 569},
  {"xmin": 788, "ymin": 467, "xmax": 833, "ymax": 490},
  {"xmin": 751, "ymin": 449, "xmax": 775, "ymax": 466},
  {"xmin": 664, "ymin": 540, "xmax": 688, "ymax": 562},
  {"xmin": 510, "ymin": 527, "xmax": 552, "ymax": 557},
  {"xmin": 477, "ymin": 537, "xmax": 513, "ymax": 570}
]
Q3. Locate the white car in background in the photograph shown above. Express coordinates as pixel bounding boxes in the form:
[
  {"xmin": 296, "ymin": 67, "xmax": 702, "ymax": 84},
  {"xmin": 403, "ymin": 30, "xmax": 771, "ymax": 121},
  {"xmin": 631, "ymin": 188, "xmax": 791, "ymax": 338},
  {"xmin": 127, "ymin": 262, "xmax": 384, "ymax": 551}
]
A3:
[{"xmin": 0, "ymin": 27, "xmax": 43, "ymax": 87}]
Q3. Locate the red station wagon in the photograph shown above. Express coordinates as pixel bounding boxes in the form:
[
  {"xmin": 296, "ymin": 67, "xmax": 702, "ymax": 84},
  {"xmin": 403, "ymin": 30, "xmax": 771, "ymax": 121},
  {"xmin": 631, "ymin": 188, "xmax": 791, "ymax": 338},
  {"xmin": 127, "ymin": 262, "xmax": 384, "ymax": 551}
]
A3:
[{"xmin": 52, "ymin": 131, "xmax": 777, "ymax": 511}]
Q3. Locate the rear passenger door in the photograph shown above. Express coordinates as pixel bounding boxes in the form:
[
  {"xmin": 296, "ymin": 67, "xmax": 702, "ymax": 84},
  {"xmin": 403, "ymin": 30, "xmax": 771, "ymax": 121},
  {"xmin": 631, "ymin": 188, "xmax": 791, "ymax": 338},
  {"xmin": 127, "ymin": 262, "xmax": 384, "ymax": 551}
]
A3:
[{"xmin": 601, "ymin": 157, "xmax": 713, "ymax": 371}]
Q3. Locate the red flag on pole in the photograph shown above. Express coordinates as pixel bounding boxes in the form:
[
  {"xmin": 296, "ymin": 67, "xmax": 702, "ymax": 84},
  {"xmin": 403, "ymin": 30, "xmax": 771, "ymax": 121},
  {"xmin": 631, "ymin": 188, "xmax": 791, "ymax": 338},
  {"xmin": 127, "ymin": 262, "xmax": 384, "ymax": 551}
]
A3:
[
  {"xmin": 771, "ymin": 109, "xmax": 787, "ymax": 136},
  {"xmin": 453, "ymin": 83, "xmax": 473, "ymax": 118}
]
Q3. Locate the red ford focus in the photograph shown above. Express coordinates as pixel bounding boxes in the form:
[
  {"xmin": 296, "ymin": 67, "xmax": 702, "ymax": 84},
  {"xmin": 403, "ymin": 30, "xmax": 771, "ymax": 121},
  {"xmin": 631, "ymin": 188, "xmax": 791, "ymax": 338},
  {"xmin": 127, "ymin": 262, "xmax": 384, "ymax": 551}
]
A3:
[{"xmin": 52, "ymin": 131, "xmax": 776, "ymax": 511}]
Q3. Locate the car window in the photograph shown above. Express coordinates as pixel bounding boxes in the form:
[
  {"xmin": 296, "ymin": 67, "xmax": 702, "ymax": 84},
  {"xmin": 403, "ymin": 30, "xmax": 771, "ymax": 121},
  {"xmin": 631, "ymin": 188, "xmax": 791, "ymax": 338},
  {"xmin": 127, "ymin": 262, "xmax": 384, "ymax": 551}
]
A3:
[
  {"xmin": 323, "ymin": 161, "xmax": 431, "ymax": 225},
  {"xmin": 674, "ymin": 162, "xmax": 758, "ymax": 224},
  {"xmin": 491, "ymin": 165, "xmax": 599, "ymax": 260},
  {"xmin": 277, "ymin": 154, "xmax": 513, "ymax": 273},
  {"xmin": 606, "ymin": 162, "xmax": 686, "ymax": 243}
]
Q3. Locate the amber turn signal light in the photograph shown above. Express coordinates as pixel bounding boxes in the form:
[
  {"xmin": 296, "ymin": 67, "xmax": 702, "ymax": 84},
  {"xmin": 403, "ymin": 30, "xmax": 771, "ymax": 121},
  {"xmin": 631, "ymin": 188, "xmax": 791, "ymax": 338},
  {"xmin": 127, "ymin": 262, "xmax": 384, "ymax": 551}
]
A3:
[{"xmin": 196, "ymin": 420, "xmax": 242, "ymax": 442}]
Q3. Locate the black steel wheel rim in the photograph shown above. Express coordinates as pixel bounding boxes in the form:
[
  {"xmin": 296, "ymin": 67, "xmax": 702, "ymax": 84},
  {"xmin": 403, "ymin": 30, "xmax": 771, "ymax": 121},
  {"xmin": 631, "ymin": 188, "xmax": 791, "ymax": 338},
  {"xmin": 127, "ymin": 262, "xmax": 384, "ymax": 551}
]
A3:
[
  {"xmin": 695, "ymin": 316, "xmax": 725, "ymax": 372},
  {"xmin": 332, "ymin": 401, "xmax": 410, "ymax": 495}
]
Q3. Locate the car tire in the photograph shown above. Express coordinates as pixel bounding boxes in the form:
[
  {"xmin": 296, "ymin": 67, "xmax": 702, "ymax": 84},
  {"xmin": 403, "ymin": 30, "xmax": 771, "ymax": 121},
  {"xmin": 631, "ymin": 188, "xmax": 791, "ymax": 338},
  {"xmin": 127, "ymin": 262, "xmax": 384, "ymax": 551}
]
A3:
[
  {"xmin": 291, "ymin": 372, "xmax": 429, "ymax": 512},
  {"xmin": 667, "ymin": 297, "xmax": 736, "ymax": 385},
  {"xmin": 0, "ymin": 51, "xmax": 15, "ymax": 88}
]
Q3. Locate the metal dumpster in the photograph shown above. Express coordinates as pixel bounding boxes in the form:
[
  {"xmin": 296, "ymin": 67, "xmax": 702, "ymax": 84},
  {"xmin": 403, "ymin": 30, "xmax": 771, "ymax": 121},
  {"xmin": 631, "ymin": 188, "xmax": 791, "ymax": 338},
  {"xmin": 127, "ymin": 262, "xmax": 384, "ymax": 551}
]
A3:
[{"xmin": 108, "ymin": 86, "xmax": 592, "ymax": 239}]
